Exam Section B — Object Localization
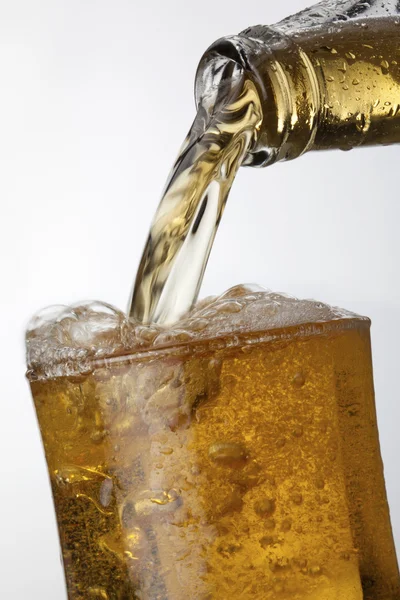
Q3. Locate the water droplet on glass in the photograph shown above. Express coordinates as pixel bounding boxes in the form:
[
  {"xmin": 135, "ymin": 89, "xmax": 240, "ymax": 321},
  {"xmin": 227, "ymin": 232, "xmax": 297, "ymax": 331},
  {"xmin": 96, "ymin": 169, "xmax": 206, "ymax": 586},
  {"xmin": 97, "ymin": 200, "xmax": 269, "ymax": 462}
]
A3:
[
  {"xmin": 208, "ymin": 442, "xmax": 248, "ymax": 465},
  {"xmin": 99, "ymin": 479, "xmax": 114, "ymax": 508}
]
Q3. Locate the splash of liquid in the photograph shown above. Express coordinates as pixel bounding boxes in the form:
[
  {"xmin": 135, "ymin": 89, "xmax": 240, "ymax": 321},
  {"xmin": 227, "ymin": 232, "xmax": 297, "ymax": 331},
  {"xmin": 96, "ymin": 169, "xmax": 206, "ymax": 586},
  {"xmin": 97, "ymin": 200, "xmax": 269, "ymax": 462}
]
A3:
[{"xmin": 129, "ymin": 62, "xmax": 262, "ymax": 325}]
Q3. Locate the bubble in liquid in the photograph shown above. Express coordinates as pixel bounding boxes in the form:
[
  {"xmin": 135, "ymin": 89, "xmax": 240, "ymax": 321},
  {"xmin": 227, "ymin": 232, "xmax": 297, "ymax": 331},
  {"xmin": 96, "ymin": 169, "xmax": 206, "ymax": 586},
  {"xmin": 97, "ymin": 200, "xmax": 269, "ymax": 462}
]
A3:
[
  {"xmin": 293, "ymin": 557, "xmax": 308, "ymax": 570},
  {"xmin": 254, "ymin": 498, "xmax": 276, "ymax": 517},
  {"xmin": 215, "ymin": 487, "xmax": 244, "ymax": 516},
  {"xmin": 215, "ymin": 300, "xmax": 243, "ymax": 314},
  {"xmin": 309, "ymin": 565, "xmax": 322, "ymax": 576},
  {"xmin": 259, "ymin": 535, "xmax": 276, "ymax": 549},
  {"xmin": 291, "ymin": 492, "xmax": 303, "ymax": 505},
  {"xmin": 88, "ymin": 587, "xmax": 109, "ymax": 599},
  {"xmin": 154, "ymin": 329, "xmax": 194, "ymax": 347},
  {"xmin": 292, "ymin": 372, "xmax": 306, "ymax": 388},
  {"xmin": 219, "ymin": 284, "xmax": 266, "ymax": 299},
  {"xmin": 281, "ymin": 518, "xmax": 292, "ymax": 532},
  {"xmin": 292, "ymin": 425, "xmax": 304, "ymax": 438},
  {"xmin": 381, "ymin": 59, "xmax": 390, "ymax": 75},
  {"xmin": 187, "ymin": 318, "xmax": 208, "ymax": 331},
  {"xmin": 270, "ymin": 556, "xmax": 291, "ymax": 572},
  {"xmin": 264, "ymin": 519, "xmax": 276, "ymax": 531}
]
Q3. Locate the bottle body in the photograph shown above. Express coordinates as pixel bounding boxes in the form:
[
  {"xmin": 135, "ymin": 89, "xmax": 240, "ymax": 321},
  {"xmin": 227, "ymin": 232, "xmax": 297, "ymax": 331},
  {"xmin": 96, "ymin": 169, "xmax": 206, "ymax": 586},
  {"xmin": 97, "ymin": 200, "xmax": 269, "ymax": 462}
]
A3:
[{"xmin": 196, "ymin": 8, "xmax": 400, "ymax": 166}]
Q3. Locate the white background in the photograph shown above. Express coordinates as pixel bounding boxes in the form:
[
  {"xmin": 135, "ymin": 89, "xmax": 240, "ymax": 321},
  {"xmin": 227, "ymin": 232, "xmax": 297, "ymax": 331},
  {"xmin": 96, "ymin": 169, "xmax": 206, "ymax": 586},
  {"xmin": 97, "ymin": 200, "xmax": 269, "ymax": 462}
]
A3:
[{"xmin": 1, "ymin": 1, "xmax": 399, "ymax": 597}]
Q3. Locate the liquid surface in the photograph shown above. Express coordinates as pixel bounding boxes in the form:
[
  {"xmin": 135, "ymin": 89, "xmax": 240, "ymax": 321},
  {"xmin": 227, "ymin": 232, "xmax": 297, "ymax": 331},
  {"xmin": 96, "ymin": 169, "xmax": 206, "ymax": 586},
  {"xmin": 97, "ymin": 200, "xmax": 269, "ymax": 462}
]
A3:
[{"xmin": 29, "ymin": 289, "xmax": 400, "ymax": 599}]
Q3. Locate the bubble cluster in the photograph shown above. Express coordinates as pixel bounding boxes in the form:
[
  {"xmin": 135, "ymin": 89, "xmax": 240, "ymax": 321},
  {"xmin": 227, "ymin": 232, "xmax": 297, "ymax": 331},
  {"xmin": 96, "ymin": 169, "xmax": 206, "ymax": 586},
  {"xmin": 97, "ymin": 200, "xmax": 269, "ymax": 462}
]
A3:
[{"xmin": 26, "ymin": 285, "xmax": 366, "ymax": 380}]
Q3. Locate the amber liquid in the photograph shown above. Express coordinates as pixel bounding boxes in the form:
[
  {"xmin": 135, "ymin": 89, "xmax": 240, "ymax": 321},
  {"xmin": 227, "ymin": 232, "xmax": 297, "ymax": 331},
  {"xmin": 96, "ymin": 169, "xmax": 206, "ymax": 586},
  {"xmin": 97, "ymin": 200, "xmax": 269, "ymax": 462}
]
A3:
[{"xmin": 31, "ymin": 317, "xmax": 399, "ymax": 599}]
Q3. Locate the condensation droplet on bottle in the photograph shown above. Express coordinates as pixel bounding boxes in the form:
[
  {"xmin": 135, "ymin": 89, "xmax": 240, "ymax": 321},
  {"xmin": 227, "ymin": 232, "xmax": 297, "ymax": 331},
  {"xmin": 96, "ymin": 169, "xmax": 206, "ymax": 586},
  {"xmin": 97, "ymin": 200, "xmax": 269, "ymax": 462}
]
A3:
[
  {"xmin": 390, "ymin": 104, "xmax": 400, "ymax": 117},
  {"xmin": 381, "ymin": 60, "xmax": 390, "ymax": 75},
  {"xmin": 355, "ymin": 112, "xmax": 370, "ymax": 133},
  {"xmin": 345, "ymin": 51, "xmax": 356, "ymax": 61}
]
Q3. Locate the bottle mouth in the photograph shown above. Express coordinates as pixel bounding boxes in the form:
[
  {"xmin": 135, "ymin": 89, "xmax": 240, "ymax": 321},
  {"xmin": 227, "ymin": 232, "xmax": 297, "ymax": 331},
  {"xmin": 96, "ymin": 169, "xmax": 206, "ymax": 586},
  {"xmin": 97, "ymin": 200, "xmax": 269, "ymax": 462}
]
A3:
[
  {"xmin": 194, "ymin": 38, "xmax": 248, "ymax": 113},
  {"xmin": 194, "ymin": 36, "xmax": 274, "ymax": 167}
]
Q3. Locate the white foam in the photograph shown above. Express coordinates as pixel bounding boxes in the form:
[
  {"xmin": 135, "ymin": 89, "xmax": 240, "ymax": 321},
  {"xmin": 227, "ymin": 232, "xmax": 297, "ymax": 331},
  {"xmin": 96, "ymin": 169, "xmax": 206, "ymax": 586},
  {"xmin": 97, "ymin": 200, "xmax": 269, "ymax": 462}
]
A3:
[{"xmin": 26, "ymin": 285, "xmax": 368, "ymax": 381}]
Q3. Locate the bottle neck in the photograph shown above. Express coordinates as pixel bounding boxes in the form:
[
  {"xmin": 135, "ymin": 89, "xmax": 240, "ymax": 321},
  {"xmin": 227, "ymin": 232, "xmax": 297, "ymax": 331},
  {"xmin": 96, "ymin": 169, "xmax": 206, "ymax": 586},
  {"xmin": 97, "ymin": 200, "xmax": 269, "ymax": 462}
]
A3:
[
  {"xmin": 195, "ymin": 30, "xmax": 322, "ymax": 166},
  {"xmin": 195, "ymin": 17, "xmax": 400, "ymax": 166}
]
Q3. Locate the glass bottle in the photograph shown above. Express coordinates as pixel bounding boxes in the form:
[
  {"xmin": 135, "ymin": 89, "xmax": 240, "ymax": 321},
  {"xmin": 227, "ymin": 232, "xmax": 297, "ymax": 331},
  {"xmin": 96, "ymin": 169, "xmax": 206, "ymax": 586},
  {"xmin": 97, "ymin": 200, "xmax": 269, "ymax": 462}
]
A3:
[{"xmin": 195, "ymin": 0, "xmax": 400, "ymax": 167}]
